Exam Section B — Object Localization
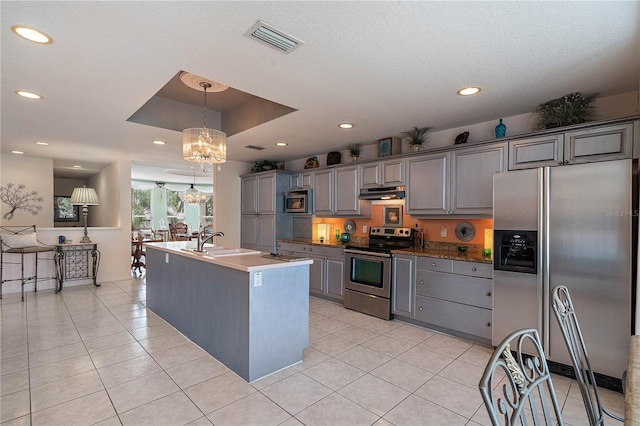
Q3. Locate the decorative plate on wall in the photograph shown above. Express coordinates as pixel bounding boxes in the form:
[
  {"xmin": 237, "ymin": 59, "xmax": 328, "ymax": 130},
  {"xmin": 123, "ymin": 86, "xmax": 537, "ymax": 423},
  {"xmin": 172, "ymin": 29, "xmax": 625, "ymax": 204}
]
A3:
[
  {"xmin": 344, "ymin": 220, "xmax": 356, "ymax": 235},
  {"xmin": 455, "ymin": 222, "xmax": 476, "ymax": 242}
]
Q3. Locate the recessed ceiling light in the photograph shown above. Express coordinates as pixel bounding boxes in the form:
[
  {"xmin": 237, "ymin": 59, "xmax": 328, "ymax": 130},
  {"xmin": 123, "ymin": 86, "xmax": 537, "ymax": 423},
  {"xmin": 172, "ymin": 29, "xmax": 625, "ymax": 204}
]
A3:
[
  {"xmin": 15, "ymin": 90, "xmax": 42, "ymax": 100},
  {"xmin": 72, "ymin": 165, "xmax": 83, "ymax": 169},
  {"xmin": 339, "ymin": 123, "xmax": 354, "ymax": 129},
  {"xmin": 275, "ymin": 142, "xmax": 288, "ymax": 147},
  {"xmin": 152, "ymin": 140, "xmax": 166, "ymax": 145},
  {"xmin": 34, "ymin": 141, "xmax": 49, "ymax": 146},
  {"xmin": 11, "ymin": 25, "xmax": 52, "ymax": 44},
  {"xmin": 11, "ymin": 150, "xmax": 24, "ymax": 154},
  {"xmin": 457, "ymin": 87, "xmax": 481, "ymax": 96}
]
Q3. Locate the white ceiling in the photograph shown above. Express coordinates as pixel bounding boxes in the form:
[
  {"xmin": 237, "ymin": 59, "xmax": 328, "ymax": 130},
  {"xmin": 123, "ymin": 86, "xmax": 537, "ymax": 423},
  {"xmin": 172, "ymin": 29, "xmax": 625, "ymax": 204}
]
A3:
[{"xmin": 2, "ymin": 1, "xmax": 638, "ymax": 182}]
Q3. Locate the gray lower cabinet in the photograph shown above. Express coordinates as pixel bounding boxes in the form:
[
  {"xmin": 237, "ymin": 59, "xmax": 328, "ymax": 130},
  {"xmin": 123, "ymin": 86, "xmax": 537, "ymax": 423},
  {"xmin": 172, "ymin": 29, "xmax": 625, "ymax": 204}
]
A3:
[
  {"xmin": 392, "ymin": 254, "xmax": 414, "ymax": 317},
  {"xmin": 400, "ymin": 256, "xmax": 492, "ymax": 342},
  {"xmin": 277, "ymin": 242, "xmax": 345, "ymax": 302},
  {"xmin": 241, "ymin": 171, "xmax": 290, "ymax": 252},
  {"xmin": 241, "ymin": 214, "xmax": 280, "ymax": 253}
]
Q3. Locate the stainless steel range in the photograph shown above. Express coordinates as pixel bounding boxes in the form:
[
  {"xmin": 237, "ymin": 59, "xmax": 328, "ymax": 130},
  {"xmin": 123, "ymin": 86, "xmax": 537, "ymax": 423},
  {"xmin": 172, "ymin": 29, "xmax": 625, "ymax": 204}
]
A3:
[{"xmin": 343, "ymin": 227, "xmax": 414, "ymax": 319}]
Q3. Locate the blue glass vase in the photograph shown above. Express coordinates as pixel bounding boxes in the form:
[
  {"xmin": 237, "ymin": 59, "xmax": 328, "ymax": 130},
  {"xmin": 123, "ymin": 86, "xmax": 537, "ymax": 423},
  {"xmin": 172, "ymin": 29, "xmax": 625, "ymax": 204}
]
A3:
[{"xmin": 495, "ymin": 119, "xmax": 506, "ymax": 138}]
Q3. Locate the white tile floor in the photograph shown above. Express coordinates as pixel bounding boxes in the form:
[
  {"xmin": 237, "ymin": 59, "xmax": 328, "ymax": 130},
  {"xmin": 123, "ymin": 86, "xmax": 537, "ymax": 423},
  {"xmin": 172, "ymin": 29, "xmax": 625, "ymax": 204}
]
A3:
[{"xmin": 0, "ymin": 278, "xmax": 625, "ymax": 426}]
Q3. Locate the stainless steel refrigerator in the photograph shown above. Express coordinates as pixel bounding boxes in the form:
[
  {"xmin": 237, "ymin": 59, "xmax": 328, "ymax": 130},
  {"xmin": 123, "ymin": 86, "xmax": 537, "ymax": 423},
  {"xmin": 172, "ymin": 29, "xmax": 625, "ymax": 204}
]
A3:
[{"xmin": 492, "ymin": 159, "xmax": 635, "ymax": 379}]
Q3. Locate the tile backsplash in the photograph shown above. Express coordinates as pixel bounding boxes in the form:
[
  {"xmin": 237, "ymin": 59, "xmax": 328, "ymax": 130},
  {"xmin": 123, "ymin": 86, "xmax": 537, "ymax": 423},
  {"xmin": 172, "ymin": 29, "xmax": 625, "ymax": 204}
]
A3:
[{"xmin": 312, "ymin": 203, "xmax": 492, "ymax": 246}]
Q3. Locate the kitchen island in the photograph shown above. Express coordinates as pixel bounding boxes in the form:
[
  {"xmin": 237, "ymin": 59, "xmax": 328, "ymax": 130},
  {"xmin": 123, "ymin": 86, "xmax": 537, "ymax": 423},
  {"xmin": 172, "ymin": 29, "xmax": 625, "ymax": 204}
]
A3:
[{"xmin": 144, "ymin": 242, "xmax": 312, "ymax": 382}]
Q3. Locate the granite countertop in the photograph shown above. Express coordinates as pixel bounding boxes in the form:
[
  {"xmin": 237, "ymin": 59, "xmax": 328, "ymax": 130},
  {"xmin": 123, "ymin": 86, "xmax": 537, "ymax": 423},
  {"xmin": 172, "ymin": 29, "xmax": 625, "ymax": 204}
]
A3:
[
  {"xmin": 394, "ymin": 243, "xmax": 493, "ymax": 264},
  {"xmin": 278, "ymin": 239, "xmax": 493, "ymax": 264}
]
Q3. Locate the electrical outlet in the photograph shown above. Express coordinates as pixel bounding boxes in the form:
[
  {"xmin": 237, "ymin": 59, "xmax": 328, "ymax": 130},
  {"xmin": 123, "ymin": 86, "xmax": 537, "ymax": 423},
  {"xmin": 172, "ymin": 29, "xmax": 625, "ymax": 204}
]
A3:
[
  {"xmin": 440, "ymin": 226, "xmax": 447, "ymax": 237},
  {"xmin": 362, "ymin": 225, "xmax": 367, "ymax": 233},
  {"xmin": 254, "ymin": 272, "xmax": 262, "ymax": 287}
]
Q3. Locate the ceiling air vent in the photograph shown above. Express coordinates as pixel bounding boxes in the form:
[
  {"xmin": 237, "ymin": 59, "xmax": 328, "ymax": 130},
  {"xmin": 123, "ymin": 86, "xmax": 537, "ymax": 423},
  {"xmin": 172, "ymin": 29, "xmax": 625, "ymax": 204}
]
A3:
[
  {"xmin": 245, "ymin": 20, "xmax": 304, "ymax": 54},
  {"xmin": 245, "ymin": 145, "xmax": 265, "ymax": 151}
]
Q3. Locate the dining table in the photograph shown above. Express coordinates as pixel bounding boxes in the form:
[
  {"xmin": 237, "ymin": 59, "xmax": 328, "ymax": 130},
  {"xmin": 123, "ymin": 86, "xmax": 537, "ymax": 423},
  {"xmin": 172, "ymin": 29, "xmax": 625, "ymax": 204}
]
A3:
[{"xmin": 626, "ymin": 334, "xmax": 639, "ymax": 425}]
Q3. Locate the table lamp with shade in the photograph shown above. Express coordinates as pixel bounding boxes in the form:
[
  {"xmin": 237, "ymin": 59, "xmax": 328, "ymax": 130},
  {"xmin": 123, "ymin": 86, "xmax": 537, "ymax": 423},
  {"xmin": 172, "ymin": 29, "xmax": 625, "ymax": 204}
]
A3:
[{"xmin": 70, "ymin": 186, "xmax": 100, "ymax": 243}]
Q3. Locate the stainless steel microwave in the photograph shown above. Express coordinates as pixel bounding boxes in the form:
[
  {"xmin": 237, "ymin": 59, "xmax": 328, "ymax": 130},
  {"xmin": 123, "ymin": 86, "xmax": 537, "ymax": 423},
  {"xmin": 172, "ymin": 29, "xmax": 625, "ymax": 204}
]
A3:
[{"xmin": 285, "ymin": 190, "xmax": 312, "ymax": 213}]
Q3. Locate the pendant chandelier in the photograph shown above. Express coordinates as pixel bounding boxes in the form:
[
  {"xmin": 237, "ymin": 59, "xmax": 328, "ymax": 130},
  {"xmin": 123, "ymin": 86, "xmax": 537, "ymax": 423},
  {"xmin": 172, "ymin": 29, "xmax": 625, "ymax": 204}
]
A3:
[
  {"xmin": 183, "ymin": 81, "xmax": 227, "ymax": 170},
  {"xmin": 182, "ymin": 171, "xmax": 207, "ymax": 205}
]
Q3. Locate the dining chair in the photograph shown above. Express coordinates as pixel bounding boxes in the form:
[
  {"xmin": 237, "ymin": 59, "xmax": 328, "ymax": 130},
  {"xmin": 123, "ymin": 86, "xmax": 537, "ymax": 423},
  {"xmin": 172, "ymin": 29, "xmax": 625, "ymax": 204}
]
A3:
[
  {"xmin": 552, "ymin": 285, "xmax": 624, "ymax": 425},
  {"xmin": 479, "ymin": 328, "xmax": 564, "ymax": 425},
  {"xmin": 173, "ymin": 222, "xmax": 189, "ymax": 241}
]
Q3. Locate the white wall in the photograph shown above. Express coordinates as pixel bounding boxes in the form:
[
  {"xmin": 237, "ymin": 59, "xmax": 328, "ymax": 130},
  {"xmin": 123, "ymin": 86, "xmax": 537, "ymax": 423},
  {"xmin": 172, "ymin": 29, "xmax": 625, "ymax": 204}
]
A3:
[
  {"xmin": 88, "ymin": 161, "xmax": 121, "ymax": 228},
  {"xmin": 1, "ymin": 155, "xmax": 53, "ymax": 227},
  {"xmin": 1, "ymin": 155, "xmax": 133, "ymax": 295},
  {"xmin": 213, "ymin": 160, "xmax": 252, "ymax": 247}
]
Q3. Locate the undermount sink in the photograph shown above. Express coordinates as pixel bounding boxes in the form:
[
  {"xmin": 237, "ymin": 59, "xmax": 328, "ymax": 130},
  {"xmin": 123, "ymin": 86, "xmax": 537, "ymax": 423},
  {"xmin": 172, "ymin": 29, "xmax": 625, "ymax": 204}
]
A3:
[{"xmin": 180, "ymin": 247, "xmax": 260, "ymax": 257}]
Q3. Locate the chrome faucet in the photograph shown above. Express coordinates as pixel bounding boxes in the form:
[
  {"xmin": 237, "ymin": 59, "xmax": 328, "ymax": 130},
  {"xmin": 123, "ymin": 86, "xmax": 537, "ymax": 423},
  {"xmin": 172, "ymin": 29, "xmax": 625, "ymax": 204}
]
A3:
[{"xmin": 196, "ymin": 230, "xmax": 224, "ymax": 252}]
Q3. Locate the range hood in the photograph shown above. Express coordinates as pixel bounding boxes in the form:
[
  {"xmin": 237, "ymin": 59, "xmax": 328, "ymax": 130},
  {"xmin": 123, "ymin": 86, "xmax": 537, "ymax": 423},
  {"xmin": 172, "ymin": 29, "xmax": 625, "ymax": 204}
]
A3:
[{"xmin": 358, "ymin": 186, "xmax": 406, "ymax": 200}]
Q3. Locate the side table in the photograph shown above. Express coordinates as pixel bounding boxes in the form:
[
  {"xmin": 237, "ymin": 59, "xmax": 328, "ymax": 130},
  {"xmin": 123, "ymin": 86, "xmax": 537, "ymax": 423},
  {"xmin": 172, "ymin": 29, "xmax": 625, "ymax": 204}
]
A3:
[{"xmin": 55, "ymin": 242, "xmax": 100, "ymax": 292}]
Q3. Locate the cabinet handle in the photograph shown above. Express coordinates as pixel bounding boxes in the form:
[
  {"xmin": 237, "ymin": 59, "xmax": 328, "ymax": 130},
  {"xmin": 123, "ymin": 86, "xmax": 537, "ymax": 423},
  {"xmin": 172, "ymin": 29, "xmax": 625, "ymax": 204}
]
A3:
[
  {"xmin": 471, "ymin": 267, "xmax": 477, "ymax": 271},
  {"xmin": 558, "ymin": 161, "xmax": 564, "ymax": 165},
  {"xmin": 418, "ymin": 306, "xmax": 424, "ymax": 311},
  {"xmin": 308, "ymin": 248, "xmax": 312, "ymax": 252},
  {"xmin": 564, "ymin": 160, "xmax": 569, "ymax": 165},
  {"xmin": 419, "ymin": 280, "xmax": 424, "ymax": 285},
  {"xmin": 485, "ymin": 322, "xmax": 491, "ymax": 327},
  {"xmin": 486, "ymin": 291, "xmax": 492, "ymax": 296},
  {"xmin": 431, "ymin": 263, "xmax": 436, "ymax": 267}
]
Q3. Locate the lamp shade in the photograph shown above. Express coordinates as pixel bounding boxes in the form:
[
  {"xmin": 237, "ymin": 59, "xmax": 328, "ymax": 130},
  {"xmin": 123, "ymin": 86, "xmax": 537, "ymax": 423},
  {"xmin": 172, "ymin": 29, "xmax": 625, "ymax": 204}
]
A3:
[
  {"xmin": 183, "ymin": 128, "xmax": 227, "ymax": 165},
  {"xmin": 70, "ymin": 186, "xmax": 99, "ymax": 206}
]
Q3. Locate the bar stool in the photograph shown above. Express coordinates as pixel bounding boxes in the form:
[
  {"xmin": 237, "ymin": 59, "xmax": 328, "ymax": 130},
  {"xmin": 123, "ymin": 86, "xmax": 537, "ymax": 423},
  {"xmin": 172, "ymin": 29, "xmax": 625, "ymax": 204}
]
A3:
[{"xmin": 0, "ymin": 225, "xmax": 56, "ymax": 301}]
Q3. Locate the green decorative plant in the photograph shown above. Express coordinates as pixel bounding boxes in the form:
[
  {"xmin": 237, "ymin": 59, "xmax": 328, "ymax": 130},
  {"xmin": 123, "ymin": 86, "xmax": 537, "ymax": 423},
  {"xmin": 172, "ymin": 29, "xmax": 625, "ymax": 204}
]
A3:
[
  {"xmin": 251, "ymin": 160, "xmax": 283, "ymax": 173},
  {"xmin": 534, "ymin": 92, "xmax": 598, "ymax": 130},
  {"xmin": 348, "ymin": 143, "xmax": 362, "ymax": 158},
  {"xmin": 403, "ymin": 126, "xmax": 432, "ymax": 146}
]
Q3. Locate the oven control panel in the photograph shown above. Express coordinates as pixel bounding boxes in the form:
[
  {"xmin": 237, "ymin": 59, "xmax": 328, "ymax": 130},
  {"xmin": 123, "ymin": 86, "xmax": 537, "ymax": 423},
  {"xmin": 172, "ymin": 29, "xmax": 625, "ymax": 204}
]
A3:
[{"xmin": 369, "ymin": 227, "xmax": 413, "ymax": 238}]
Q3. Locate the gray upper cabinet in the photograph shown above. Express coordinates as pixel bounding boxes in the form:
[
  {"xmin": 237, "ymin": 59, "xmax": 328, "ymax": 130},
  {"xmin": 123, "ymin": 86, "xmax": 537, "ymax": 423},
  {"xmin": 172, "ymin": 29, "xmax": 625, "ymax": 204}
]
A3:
[
  {"xmin": 241, "ymin": 173, "xmax": 277, "ymax": 214},
  {"xmin": 405, "ymin": 152, "xmax": 449, "ymax": 215},
  {"xmin": 509, "ymin": 134, "xmax": 565, "ymax": 170},
  {"xmin": 289, "ymin": 171, "xmax": 314, "ymax": 190},
  {"xmin": 360, "ymin": 159, "xmax": 404, "ymax": 188},
  {"xmin": 313, "ymin": 169, "xmax": 334, "ymax": 216},
  {"xmin": 565, "ymin": 122, "xmax": 634, "ymax": 165},
  {"xmin": 509, "ymin": 121, "xmax": 636, "ymax": 170},
  {"xmin": 451, "ymin": 142, "xmax": 507, "ymax": 215},
  {"xmin": 406, "ymin": 143, "xmax": 506, "ymax": 216},
  {"xmin": 313, "ymin": 166, "xmax": 370, "ymax": 217}
]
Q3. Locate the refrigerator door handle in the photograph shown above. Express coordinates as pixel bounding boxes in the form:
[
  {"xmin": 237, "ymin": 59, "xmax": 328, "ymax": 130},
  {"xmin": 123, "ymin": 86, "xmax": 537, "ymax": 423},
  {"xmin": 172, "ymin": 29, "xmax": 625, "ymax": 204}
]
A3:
[{"xmin": 541, "ymin": 167, "xmax": 550, "ymax": 353}]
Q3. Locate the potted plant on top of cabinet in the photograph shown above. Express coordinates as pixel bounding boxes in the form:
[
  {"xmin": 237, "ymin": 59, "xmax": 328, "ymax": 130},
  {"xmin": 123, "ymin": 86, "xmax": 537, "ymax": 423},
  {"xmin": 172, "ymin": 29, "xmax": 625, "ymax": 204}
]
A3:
[
  {"xmin": 404, "ymin": 126, "xmax": 432, "ymax": 152},
  {"xmin": 533, "ymin": 92, "xmax": 598, "ymax": 130},
  {"xmin": 348, "ymin": 143, "xmax": 362, "ymax": 161}
]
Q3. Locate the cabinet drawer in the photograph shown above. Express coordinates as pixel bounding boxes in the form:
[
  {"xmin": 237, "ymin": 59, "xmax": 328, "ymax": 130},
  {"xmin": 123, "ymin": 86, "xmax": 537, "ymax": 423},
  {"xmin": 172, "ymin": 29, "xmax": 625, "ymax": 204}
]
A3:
[
  {"xmin": 416, "ymin": 257, "xmax": 453, "ymax": 273},
  {"xmin": 452, "ymin": 260, "xmax": 492, "ymax": 278},
  {"xmin": 414, "ymin": 295, "xmax": 492, "ymax": 339},
  {"xmin": 415, "ymin": 270, "xmax": 492, "ymax": 309}
]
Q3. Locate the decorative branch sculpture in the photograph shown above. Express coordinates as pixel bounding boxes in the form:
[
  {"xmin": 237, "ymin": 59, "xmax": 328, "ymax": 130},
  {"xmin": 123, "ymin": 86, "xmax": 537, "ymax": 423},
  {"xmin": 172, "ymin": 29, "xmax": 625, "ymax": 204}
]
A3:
[{"xmin": 0, "ymin": 183, "xmax": 44, "ymax": 220}]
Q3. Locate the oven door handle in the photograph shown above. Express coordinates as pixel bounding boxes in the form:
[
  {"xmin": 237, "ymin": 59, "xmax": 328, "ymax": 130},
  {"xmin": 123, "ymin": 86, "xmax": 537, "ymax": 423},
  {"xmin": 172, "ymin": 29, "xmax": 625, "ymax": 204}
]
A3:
[{"xmin": 344, "ymin": 249, "xmax": 391, "ymax": 258}]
